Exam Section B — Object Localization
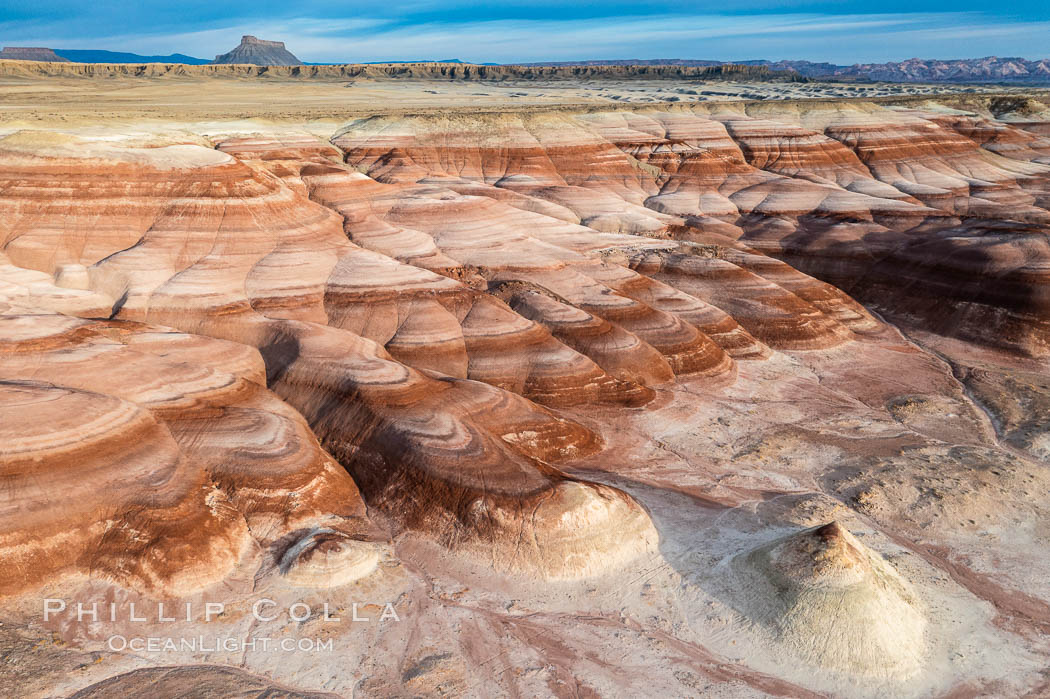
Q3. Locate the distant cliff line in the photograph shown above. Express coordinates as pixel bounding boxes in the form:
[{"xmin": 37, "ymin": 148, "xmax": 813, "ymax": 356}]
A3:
[
  {"xmin": 521, "ymin": 56, "xmax": 1050, "ymax": 85},
  {"xmin": 0, "ymin": 60, "xmax": 804, "ymax": 82}
]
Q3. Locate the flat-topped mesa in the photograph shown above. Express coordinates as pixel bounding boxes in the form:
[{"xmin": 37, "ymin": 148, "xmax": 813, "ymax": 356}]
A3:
[
  {"xmin": 242, "ymin": 35, "xmax": 286, "ymax": 49},
  {"xmin": 0, "ymin": 47, "xmax": 68, "ymax": 62},
  {"xmin": 212, "ymin": 35, "xmax": 301, "ymax": 66}
]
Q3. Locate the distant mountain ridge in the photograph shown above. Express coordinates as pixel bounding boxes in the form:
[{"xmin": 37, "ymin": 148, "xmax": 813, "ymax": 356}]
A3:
[
  {"xmin": 811, "ymin": 56, "xmax": 1050, "ymax": 83},
  {"xmin": 0, "ymin": 47, "xmax": 208, "ymax": 64},
  {"xmin": 54, "ymin": 49, "xmax": 209, "ymax": 64},
  {"xmin": 518, "ymin": 56, "xmax": 1050, "ymax": 84}
]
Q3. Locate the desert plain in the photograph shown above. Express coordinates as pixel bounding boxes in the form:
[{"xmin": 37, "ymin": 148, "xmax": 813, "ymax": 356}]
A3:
[{"xmin": 0, "ymin": 62, "xmax": 1049, "ymax": 697}]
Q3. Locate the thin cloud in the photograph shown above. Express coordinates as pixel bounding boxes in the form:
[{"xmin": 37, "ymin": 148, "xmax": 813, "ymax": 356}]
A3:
[
  {"xmin": 893, "ymin": 20, "xmax": 1050, "ymax": 41},
  {"xmin": 1, "ymin": 10, "xmax": 1047, "ymax": 63}
]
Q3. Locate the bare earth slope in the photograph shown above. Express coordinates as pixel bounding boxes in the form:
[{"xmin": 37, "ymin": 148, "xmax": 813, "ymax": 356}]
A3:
[{"xmin": 0, "ymin": 75, "xmax": 1049, "ymax": 697}]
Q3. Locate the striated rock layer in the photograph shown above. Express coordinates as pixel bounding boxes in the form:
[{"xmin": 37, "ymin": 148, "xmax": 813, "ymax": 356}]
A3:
[
  {"xmin": 0, "ymin": 97, "xmax": 1049, "ymax": 694},
  {"xmin": 0, "ymin": 132, "xmax": 666, "ymax": 588},
  {"xmin": 0, "ymin": 310, "xmax": 377, "ymax": 596},
  {"xmin": 3, "ymin": 99, "xmax": 1050, "ymax": 590}
]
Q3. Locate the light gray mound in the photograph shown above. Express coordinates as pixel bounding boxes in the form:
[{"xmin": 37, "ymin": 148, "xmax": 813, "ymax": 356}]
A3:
[{"xmin": 729, "ymin": 521, "xmax": 928, "ymax": 680}]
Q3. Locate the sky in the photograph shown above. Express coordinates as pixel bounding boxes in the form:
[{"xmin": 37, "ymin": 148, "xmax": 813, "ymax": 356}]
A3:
[{"xmin": 0, "ymin": 0, "xmax": 1047, "ymax": 64}]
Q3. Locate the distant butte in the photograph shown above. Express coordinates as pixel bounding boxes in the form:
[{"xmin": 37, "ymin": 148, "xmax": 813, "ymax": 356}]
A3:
[
  {"xmin": 0, "ymin": 47, "xmax": 69, "ymax": 62},
  {"xmin": 211, "ymin": 35, "xmax": 301, "ymax": 66}
]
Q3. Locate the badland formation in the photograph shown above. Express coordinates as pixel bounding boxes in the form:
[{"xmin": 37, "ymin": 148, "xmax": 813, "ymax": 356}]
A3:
[{"xmin": 0, "ymin": 54, "xmax": 1048, "ymax": 697}]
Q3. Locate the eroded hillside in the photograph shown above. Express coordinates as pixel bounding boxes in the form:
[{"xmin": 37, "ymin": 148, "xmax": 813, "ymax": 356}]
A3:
[{"xmin": 1, "ymin": 95, "xmax": 1049, "ymax": 697}]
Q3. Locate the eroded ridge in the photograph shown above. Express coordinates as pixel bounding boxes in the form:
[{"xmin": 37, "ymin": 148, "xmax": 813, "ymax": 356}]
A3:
[
  {"xmin": 0, "ymin": 309, "xmax": 376, "ymax": 596},
  {"xmin": 0, "ymin": 134, "xmax": 667, "ymax": 586},
  {"xmin": 326, "ymin": 103, "xmax": 1049, "ymax": 357}
]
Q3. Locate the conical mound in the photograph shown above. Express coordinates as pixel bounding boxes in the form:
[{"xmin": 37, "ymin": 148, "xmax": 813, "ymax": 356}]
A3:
[{"xmin": 730, "ymin": 522, "xmax": 927, "ymax": 680}]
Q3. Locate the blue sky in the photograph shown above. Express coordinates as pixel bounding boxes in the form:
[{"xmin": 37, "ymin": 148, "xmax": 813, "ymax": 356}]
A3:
[{"xmin": 0, "ymin": 1, "xmax": 1046, "ymax": 63}]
